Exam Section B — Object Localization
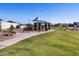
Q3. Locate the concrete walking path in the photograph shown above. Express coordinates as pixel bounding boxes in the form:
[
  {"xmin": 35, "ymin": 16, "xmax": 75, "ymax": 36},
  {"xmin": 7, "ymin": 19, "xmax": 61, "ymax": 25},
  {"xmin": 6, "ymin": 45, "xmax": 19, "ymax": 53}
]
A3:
[{"xmin": 0, "ymin": 30, "xmax": 54, "ymax": 49}]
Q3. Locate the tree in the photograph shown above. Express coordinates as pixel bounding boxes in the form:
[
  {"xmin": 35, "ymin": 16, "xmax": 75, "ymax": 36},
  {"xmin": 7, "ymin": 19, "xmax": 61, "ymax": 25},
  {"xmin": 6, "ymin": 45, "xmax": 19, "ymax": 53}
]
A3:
[
  {"xmin": 0, "ymin": 22, "xmax": 1, "ymax": 32},
  {"xmin": 0, "ymin": 19, "xmax": 2, "ymax": 32},
  {"xmin": 16, "ymin": 25, "xmax": 20, "ymax": 29},
  {"xmin": 10, "ymin": 25, "xmax": 14, "ymax": 32}
]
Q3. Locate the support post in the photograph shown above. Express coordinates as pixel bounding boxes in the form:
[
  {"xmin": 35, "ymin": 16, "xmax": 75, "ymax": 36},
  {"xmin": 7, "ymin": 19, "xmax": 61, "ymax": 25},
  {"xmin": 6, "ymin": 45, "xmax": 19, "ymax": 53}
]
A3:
[
  {"xmin": 45, "ymin": 23, "xmax": 48, "ymax": 31},
  {"xmin": 48, "ymin": 23, "xmax": 51, "ymax": 30},
  {"xmin": 38, "ymin": 23, "xmax": 41, "ymax": 31},
  {"xmin": 34, "ymin": 23, "xmax": 37, "ymax": 30}
]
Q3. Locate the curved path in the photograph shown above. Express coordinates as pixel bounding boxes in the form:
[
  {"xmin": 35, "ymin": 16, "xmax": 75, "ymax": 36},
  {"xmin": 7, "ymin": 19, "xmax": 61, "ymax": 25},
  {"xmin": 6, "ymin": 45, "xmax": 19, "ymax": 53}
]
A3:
[{"xmin": 0, "ymin": 30, "xmax": 54, "ymax": 49}]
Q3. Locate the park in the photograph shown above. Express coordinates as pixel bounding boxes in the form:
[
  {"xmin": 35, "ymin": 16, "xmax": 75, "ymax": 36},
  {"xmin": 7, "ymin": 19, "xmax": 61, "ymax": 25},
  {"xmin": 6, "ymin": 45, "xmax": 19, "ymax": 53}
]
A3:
[
  {"xmin": 0, "ymin": 3, "xmax": 79, "ymax": 56},
  {"xmin": 0, "ymin": 18, "xmax": 79, "ymax": 56}
]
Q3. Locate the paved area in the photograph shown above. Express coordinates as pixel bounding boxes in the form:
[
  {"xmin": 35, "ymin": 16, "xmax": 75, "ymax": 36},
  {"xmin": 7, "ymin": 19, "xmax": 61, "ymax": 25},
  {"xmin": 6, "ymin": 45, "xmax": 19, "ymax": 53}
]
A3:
[{"xmin": 0, "ymin": 30, "xmax": 54, "ymax": 49}]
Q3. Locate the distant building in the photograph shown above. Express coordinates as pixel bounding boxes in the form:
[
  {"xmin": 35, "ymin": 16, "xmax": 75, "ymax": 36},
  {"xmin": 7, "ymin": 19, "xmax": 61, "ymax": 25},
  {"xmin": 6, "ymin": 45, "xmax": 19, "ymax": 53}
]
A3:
[{"xmin": 0, "ymin": 20, "xmax": 19, "ymax": 30}]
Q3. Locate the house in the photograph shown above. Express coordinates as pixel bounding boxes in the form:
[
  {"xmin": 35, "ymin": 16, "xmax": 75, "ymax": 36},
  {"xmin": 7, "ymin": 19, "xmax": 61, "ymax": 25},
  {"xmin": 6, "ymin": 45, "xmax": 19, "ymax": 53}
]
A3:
[{"xmin": 0, "ymin": 20, "xmax": 19, "ymax": 30}]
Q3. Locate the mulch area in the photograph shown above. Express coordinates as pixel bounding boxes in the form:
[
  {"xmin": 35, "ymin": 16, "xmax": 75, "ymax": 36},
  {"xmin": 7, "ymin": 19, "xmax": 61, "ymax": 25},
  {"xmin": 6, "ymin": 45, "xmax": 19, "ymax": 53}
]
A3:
[
  {"xmin": 0, "ymin": 32, "xmax": 13, "ymax": 42},
  {"xmin": 0, "ymin": 28, "xmax": 23, "ymax": 42}
]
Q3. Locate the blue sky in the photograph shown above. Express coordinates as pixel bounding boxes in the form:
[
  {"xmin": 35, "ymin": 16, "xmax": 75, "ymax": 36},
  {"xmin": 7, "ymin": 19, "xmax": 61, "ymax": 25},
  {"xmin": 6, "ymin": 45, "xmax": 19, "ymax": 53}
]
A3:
[{"xmin": 0, "ymin": 3, "xmax": 79, "ymax": 24}]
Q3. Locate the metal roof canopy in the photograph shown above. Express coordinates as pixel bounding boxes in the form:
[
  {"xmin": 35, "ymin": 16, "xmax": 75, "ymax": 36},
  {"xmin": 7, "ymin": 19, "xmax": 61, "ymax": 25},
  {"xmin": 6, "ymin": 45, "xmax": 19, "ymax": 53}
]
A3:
[
  {"xmin": 34, "ymin": 20, "xmax": 50, "ymax": 23},
  {"xmin": 33, "ymin": 17, "xmax": 50, "ymax": 23}
]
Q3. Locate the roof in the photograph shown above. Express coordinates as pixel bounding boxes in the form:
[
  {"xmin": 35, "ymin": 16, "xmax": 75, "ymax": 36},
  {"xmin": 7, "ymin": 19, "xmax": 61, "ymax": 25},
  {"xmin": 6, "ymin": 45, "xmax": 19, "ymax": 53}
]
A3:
[
  {"xmin": 37, "ymin": 20, "xmax": 48, "ymax": 23},
  {"xmin": 7, "ymin": 21, "xmax": 18, "ymax": 23},
  {"xmin": 33, "ymin": 20, "xmax": 50, "ymax": 23},
  {"xmin": 33, "ymin": 17, "xmax": 38, "ymax": 21},
  {"xmin": 33, "ymin": 17, "xmax": 50, "ymax": 23}
]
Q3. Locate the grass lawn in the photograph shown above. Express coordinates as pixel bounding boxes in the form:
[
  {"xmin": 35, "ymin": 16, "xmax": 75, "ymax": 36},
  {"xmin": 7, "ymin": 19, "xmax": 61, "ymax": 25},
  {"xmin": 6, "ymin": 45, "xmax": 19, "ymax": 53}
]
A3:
[{"xmin": 1, "ymin": 30, "xmax": 79, "ymax": 56}]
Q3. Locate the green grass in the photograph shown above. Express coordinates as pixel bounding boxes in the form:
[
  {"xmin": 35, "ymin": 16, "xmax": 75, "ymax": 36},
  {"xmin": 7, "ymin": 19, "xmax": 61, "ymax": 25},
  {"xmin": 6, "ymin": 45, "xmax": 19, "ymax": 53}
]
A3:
[{"xmin": 1, "ymin": 30, "xmax": 79, "ymax": 56}]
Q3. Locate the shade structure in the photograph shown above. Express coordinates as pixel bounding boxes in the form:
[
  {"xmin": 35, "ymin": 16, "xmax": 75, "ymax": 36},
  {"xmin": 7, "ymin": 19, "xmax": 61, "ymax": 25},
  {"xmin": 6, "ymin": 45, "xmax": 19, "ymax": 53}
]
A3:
[
  {"xmin": 33, "ymin": 17, "xmax": 38, "ymax": 21},
  {"xmin": 33, "ymin": 19, "xmax": 51, "ymax": 31}
]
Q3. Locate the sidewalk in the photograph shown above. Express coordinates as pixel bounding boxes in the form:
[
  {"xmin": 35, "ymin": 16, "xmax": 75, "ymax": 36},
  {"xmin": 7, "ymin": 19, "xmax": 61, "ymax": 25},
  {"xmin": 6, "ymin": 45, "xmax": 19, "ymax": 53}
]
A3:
[{"xmin": 0, "ymin": 30, "xmax": 54, "ymax": 49}]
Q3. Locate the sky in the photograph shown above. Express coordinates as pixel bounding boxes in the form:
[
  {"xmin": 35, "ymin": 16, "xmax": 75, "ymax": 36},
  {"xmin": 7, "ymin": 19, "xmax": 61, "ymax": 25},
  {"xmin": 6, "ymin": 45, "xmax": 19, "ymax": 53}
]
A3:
[{"xmin": 0, "ymin": 3, "xmax": 79, "ymax": 24}]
